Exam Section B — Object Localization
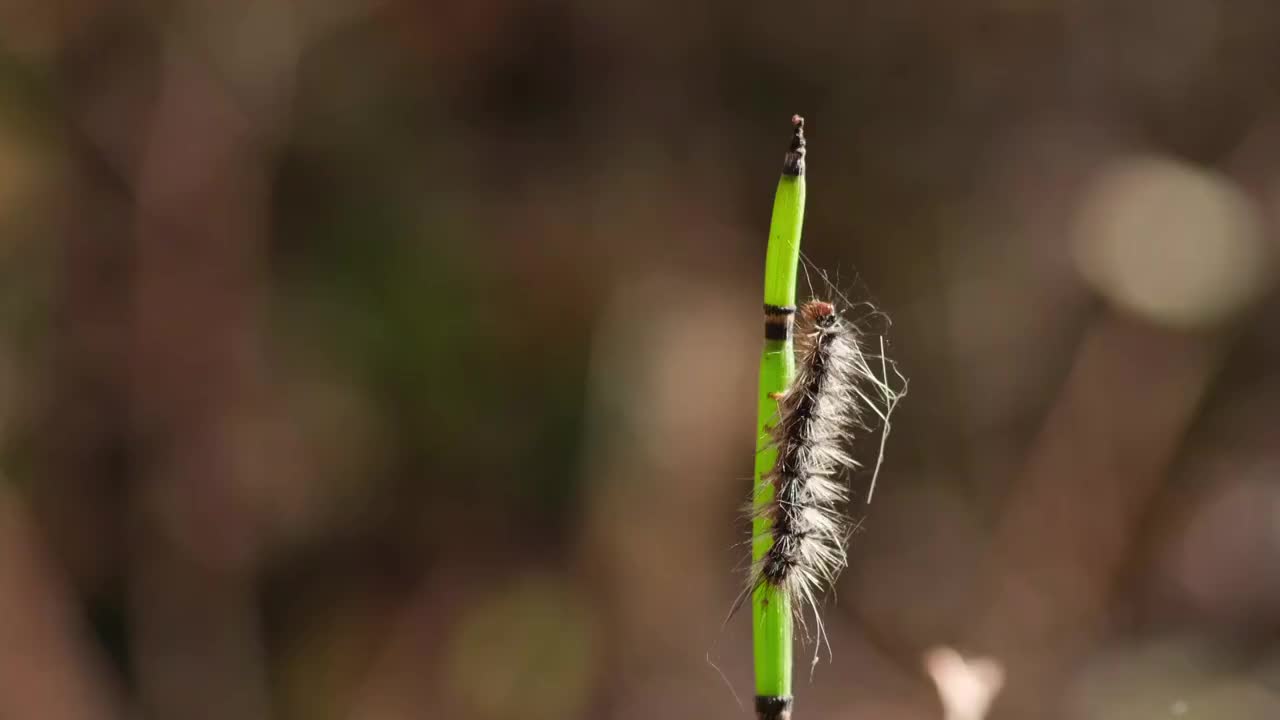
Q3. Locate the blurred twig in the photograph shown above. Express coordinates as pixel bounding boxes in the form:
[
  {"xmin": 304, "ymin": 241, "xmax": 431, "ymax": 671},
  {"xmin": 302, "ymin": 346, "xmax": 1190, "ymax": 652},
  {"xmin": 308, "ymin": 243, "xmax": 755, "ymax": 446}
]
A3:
[
  {"xmin": 974, "ymin": 311, "xmax": 1223, "ymax": 717},
  {"xmin": 0, "ymin": 488, "xmax": 122, "ymax": 720}
]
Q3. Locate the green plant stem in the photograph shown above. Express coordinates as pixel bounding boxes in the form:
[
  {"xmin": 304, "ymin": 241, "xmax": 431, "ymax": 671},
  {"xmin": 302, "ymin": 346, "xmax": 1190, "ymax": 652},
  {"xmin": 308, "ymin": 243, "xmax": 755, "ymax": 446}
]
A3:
[{"xmin": 752, "ymin": 117, "xmax": 806, "ymax": 720}]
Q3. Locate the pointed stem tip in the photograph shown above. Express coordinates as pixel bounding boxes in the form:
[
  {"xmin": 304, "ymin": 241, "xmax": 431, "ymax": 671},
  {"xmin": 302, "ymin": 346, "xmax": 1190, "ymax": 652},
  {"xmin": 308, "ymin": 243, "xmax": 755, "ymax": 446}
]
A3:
[{"xmin": 783, "ymin": 115, "xmax": 806, "ymax": 176}]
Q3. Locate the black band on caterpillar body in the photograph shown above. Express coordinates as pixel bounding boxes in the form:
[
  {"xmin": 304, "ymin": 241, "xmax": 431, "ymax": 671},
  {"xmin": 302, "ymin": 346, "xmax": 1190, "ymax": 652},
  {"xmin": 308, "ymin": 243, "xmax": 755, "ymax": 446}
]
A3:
[{"xmin": 750, "ymin": 300, "xmax": 865, "ymax": 624}]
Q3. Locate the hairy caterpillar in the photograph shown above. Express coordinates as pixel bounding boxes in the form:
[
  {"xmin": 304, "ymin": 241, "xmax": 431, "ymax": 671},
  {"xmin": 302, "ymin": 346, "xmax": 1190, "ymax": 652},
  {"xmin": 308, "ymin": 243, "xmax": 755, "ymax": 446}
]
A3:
[{"xmin": 750, "ymin": 299, "xmax": 898, "ymax": 631}]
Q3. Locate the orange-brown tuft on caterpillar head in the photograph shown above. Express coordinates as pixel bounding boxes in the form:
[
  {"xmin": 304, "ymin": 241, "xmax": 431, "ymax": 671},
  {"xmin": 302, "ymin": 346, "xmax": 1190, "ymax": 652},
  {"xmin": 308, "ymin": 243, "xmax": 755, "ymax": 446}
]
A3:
[{"xmin": 799, "ymin": 301, "xmax": 836, "ymax": 324}]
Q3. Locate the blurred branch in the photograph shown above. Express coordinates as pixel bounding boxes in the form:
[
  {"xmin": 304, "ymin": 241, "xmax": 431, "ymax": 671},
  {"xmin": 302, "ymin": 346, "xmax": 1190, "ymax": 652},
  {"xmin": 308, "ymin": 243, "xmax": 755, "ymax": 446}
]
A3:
[
  {"xmin": 974, "ymin": 311, "xmax": 1223, "ymax": 717},
  {"xmin": 0, "ymin": 488, "xmax": 122, "ymax": 720},
  {"xmin": 123, "ymin": 25, "xmax": 290, "ymax": 720}
]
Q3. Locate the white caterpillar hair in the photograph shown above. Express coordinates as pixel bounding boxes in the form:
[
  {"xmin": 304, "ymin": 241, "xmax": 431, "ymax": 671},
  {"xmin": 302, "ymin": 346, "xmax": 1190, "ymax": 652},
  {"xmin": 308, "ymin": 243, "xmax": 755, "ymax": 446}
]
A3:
[{"xmin": 750, "ymin": 299, "xmax": 902, "ymax": 638}]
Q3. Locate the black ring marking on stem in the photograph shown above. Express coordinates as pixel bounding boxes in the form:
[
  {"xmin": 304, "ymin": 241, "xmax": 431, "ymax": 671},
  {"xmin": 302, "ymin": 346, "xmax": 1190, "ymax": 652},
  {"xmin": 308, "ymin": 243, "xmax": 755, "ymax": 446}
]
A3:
[
  {"xmin": 764, "ymin": 304, "xmax": 796, "ymax": 341},
  {"xmin": 782, "ymin": 115, "xmax": 806, "ymax": 177},
  {"xmin": 756, "ymin": 695, "xmax": 794, "ymax": 720}
]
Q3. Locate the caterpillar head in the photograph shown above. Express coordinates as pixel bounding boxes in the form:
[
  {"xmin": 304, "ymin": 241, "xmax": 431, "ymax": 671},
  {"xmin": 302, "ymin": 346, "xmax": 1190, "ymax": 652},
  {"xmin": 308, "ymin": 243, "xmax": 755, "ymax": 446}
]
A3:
[{"xmin": 798, "ymin": 300, "xmax": 837, "ymax": 329}]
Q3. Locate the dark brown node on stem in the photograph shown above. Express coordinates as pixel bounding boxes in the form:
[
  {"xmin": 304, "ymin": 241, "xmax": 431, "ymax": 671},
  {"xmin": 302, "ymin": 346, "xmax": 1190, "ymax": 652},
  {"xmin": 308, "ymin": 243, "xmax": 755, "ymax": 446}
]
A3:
[
  {"xmin": 782, "ymin": 115, "xmax": 806, "ymax": 176},
  {"xmin": 764, "ymin": 303, "xmax": 796, "ymax": 341},
  {"xmin": 756, "ymin": 695, "xmax": 794, "ymax": 720}
]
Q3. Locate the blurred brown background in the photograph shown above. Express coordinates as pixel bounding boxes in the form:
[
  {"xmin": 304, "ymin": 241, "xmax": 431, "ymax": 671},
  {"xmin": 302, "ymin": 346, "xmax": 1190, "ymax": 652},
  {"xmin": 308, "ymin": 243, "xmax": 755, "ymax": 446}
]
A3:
[{"xmin": 2, "ymin": 1, "xmax": 1280, "ymax": 718}]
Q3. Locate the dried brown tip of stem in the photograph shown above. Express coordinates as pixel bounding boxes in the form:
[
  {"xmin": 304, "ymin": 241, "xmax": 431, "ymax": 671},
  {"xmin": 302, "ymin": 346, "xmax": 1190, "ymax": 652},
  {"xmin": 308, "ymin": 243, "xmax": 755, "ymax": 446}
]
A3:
[{"xmin": 783, "ymin": 114, "xmax": 806, "ymax": 176}]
